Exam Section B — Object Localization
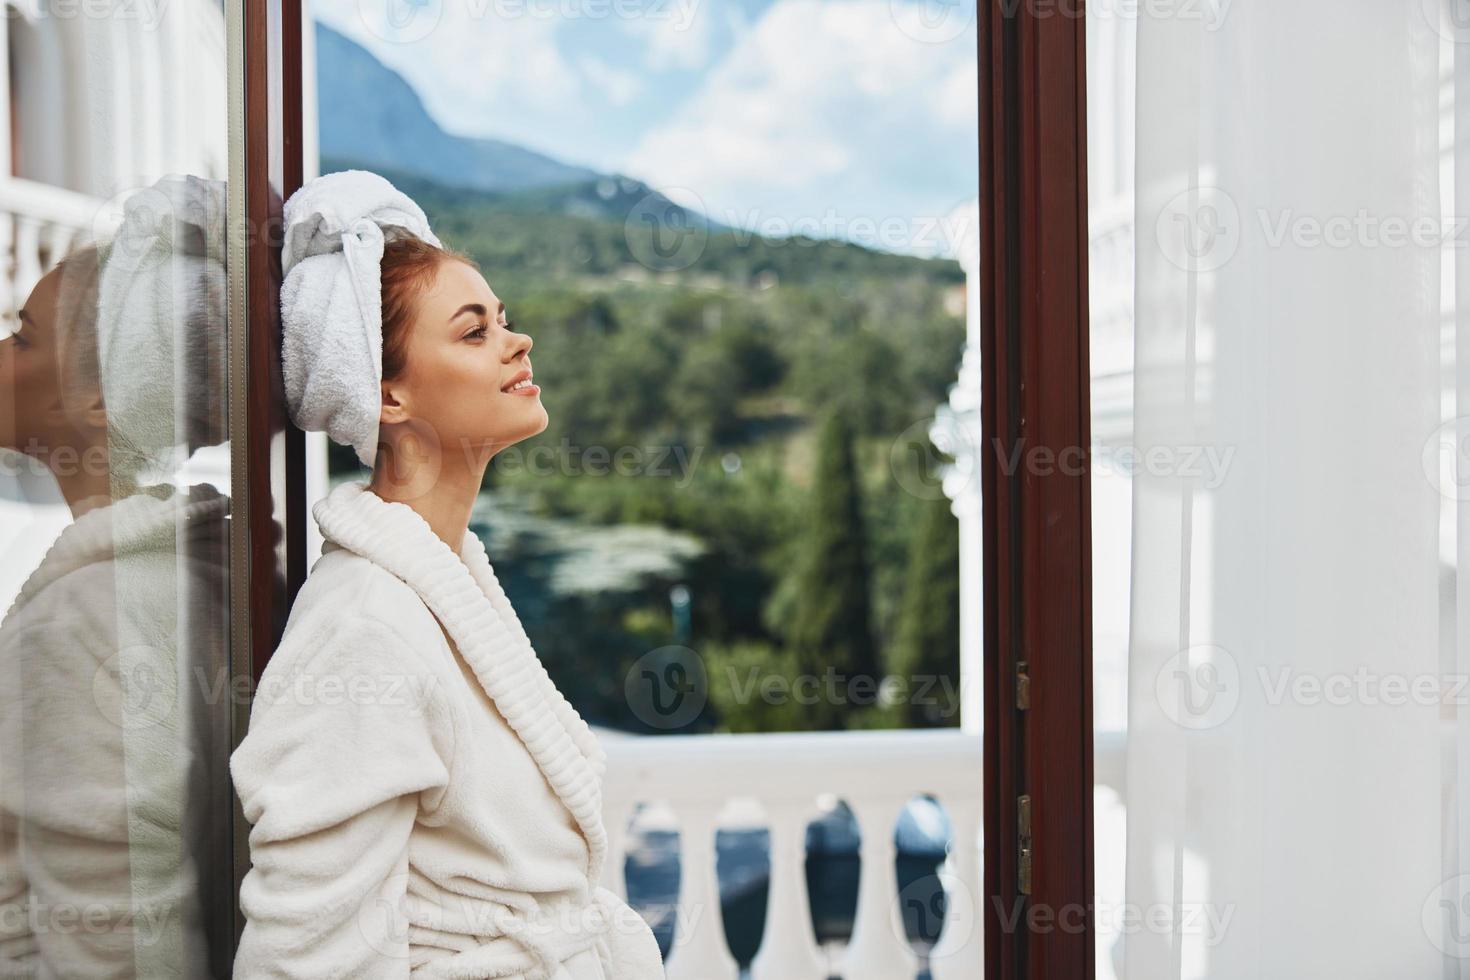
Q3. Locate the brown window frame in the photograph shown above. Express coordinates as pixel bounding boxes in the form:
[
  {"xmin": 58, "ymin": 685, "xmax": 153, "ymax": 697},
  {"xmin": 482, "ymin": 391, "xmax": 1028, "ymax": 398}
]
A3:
[
  {"xmin": 979, "ymin": 1, "xmax": 1096, "ymax": 977},
  {"xmin": 228, "ymin": 0, "xmax": 307, "ymax": 952},
  {"xmin": 225, "ymin": 0, "xmax": 1096, "ymax": 971}
]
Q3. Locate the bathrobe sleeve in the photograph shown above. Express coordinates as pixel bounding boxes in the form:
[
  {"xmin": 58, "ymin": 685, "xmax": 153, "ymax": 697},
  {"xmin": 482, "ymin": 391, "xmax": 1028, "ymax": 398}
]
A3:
[
  {"xmin": 0, "ymin": 805, "xmax": 36, "ymax": 971},
  {"xmin": 0, "ymin": 633, "xmax": 35, "ymax": 973},
  {"xmin": 230, "ymin": 617, "xmax": 454, "ymax": 980},
  {"xmin": 591, "ymin": 885, "xmax": 667, "ymax": 979}
]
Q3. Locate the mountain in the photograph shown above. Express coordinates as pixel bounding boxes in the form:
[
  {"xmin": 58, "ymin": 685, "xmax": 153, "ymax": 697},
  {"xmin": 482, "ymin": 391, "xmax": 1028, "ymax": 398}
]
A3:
[
  {"xmin": 314, "ymin": 21, "xmax": 597, "ymax": 193},
  {"xmin": 313, "ymin": 21, "xmax": 722, "ymax": 230}
]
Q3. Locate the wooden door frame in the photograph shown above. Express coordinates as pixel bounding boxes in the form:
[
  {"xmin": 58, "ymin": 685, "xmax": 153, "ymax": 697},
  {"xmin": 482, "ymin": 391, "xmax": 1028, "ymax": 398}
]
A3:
[
  {"xmin": 228, "ymin": 0, "xmax": 307, "ymax": 952},
  {"xmin": 221, "ymin": 0, "xmax": 1095, "ymax": 967},
  {"xmin": 978, "ymin": 1, "xmax": 1095, "ymax": 977}
]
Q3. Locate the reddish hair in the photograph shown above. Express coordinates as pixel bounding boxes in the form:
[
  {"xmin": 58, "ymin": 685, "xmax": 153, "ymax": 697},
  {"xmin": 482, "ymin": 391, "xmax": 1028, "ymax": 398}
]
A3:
[{"xmin": 379, "ymin": 234, "xmax": 479, "ymax": 382}]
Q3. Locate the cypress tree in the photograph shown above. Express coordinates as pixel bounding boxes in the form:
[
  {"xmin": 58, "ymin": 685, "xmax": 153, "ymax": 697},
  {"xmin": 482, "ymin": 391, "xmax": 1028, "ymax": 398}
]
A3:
[
  {"xmin": 784, "ymin": 410, "xmax": 880, "ymax": 729},
  {"xmin": 893, "ymin": 492, "xmax": 962, "ymax": 727}
]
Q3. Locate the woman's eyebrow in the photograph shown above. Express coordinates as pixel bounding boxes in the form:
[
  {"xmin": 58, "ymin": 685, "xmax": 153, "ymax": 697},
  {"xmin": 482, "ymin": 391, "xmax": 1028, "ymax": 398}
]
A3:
[
  {"xmin": 448, "ymin": 301, "xmax": 505, "ymax": 324},
  {"xmin": 449, "ymin": 303, "xmax": 486, "ymax": 324}
]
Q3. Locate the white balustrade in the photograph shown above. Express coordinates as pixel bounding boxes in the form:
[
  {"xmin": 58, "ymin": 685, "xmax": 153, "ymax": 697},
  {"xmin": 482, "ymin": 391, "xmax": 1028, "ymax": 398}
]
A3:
[
  {"xmin": 600, "ymin": 729, "xmax": 984, "ymax": 980},
  {"xmin": 602, "ymin": 792, "xmax": 638, "ymax": 902},
  {"xmin": 665, "ymin": 799, "xmax": 740, "ymax": 980},
  {"xmin": 844, "ymin": 795, "xmax": 920, "ymax": 980},
  {"xmin": 928, "ymin": 801, "xmax": 981, "ymax": 980},
  {"xmin": 0, "ymin": 175, "xmax": 113, "ymax": 318},
  {"xmin": 749, "ymin": 800, "xmax": 826, "ymax": 980}
]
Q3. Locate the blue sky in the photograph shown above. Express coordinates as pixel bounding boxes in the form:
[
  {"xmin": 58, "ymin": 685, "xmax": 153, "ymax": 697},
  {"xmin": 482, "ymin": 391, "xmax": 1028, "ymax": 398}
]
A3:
[{"xmin": 313, "ymin": 0, "xmax": 978, "ymax": 256}]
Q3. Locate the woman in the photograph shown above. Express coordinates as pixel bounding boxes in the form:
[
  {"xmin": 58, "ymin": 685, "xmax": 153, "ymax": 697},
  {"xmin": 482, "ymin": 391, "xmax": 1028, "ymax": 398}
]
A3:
[
  {"xmin": 229, "ymin": 171, "xmax": 664, "ymax": 979},
  {"xmin": 1, "ymin": 175, "xmax": 234, "ymax": 978}
]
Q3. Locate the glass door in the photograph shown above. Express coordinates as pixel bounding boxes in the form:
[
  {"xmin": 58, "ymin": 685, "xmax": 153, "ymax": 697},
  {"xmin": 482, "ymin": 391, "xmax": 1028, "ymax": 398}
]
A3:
[
  {"xmin": 0, "ymin": 0, "xmax": 295, "ymax": 973},
  {"xmin": 1087, "ymin": 1, "xmax": 1468, "ymax": 976}
]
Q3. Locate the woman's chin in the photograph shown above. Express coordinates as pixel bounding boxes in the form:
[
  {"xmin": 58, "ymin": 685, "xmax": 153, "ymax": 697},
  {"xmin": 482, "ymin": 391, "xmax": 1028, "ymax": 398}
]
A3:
[{"xmin": 498, "ymin": 403, "xmax": 549, "ymax": 444}]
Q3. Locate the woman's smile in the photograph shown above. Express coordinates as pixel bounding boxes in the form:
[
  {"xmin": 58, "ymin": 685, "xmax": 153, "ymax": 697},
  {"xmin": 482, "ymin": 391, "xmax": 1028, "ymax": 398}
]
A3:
[{"xmin": 501, "ymin": 367, "xmax": 539, "ymax": 396}]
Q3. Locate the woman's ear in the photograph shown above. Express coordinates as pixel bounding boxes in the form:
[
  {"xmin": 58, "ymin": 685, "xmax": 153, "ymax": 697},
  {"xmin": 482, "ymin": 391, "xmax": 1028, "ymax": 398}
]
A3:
[
  {"xmin": 380, "ymin": 380, "xmax": 409, "ymax": 425},
  {"xmin": 80, "ymin": 395, "xmax": 108, "ymax": 433},
  {"xmin": 52, "ymin": 390, "xmax": 108, "ymax": 434}
]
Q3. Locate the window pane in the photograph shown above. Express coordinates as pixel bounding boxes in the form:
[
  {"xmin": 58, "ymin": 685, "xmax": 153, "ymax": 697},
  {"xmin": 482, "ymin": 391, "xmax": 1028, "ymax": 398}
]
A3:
[
  {"xmin": 1087, "ymin": 5, "xmax": 1134, "ymax": 977},
  {"xmin": 296, "ymin": 2, "xmax": 978, "ymax": 974},
  {"xmin": 0, "ymin": 2, "xmax": 234, "ymax": 976},
  {"xmin": 1090, "ymin": 3, "xmax": 1458, "ymax": 976}
]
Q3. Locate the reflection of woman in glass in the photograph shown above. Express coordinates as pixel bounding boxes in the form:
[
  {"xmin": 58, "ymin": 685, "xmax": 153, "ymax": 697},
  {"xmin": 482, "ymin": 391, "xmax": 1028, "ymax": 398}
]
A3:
[
  {"xmin": 231, "ymin": 170, "xmax": 664, "ymax": 978},
  {"xmin": 0, "ymin": 174, "xmax": 234, "ymax": 978}
]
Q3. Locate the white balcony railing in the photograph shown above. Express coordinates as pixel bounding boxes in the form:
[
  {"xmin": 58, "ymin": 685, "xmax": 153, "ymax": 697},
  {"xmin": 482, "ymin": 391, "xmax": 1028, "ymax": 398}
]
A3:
[
  {"xmin": 601, "ymin": 729, "xmax": 983, "ymax": 980},
  {"xmin": 0, "ymin": 175, "xmax": 112, "ymax": 325},
  {"xmin": 0, "ymin": 178, "xmax": 113, "ymax": 613}
]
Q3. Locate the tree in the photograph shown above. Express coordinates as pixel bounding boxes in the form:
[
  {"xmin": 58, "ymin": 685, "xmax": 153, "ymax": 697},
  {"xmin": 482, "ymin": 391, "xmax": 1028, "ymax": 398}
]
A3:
[
  {"xmin": 892, "ymin": 492, "xmax": 962, "ymax": 727},
  {"xmin": 778, "ymin": 410, "xmax": 881, "ymax": 729}
]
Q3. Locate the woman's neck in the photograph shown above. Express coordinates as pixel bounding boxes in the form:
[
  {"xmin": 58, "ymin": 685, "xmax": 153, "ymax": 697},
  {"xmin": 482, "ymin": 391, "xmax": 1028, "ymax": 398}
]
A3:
[
  {"xmin": 43, "ymin": 436, "xmax": 117, "ymax": 519},
  {"xmin": 367, "ymin": 444, "xmax": 488, "ymax": 556}
]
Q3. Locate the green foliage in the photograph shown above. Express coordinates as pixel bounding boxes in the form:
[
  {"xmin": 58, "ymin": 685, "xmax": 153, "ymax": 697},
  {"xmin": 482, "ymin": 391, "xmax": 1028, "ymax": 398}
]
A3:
[
  {"xmin": 892, "ymin": 492, "xmax": 963, "ymax": 727},
  {"xmin": 770, "ymin": 411, "xmax": 881, "ymax": 730},
  {"xmin": 329, "ymin": 174, "xmax": 969, "ymax": 732},
  {"xmin": 702, "ymin": 639, "xmax": 815, "ymax": 734}
]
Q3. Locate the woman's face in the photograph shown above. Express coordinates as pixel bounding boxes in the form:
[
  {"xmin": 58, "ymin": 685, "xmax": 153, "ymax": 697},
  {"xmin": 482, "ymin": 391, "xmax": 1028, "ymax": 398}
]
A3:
[
  {"xmin": 0, "ymin": 265, "xmax": 72, "ymax": 455},
  {"xmin": 383, "ymin": 259, "xmax": 546, "ymax": 465}
]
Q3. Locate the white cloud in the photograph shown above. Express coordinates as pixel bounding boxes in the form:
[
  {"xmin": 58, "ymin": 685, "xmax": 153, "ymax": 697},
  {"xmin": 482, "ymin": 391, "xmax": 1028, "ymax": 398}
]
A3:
[
  {"xmin": 618, "ymin": 0, "xmax": 978, "ymax": 253},
  {"xmin": 580, "ymin": 54, "xmax": 644, "ymax": 106},
  {"xmin": 617, "ymin": 0, "xmax": 720, "ymax": 71},
  {"xmin": 933, "ymin": 61, "xmax": 979, "ymax": 130},
  {"xmin": 307, "ymin": 0, "xmax": 977, "ymax": 253},
  {"xmin": 313, "ymin": 0, "xmax": 582, "ymax": 145}
]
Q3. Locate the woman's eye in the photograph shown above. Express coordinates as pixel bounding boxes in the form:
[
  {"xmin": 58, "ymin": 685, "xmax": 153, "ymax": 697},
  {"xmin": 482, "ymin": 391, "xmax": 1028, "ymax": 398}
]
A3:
[{"xmin": 467, "ymin": 323, "xmax": 489, "ymax": 340}]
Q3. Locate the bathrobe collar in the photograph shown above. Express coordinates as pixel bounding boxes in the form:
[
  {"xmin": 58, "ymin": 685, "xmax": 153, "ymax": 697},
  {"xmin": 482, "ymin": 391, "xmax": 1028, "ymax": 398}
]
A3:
[
  {"xmin": 6, "ymin": 482, "xmax": 229, "ymax": 619},
  {"xmin": 311, "ymin": 479, "xmax": 609, "ymax": 885}
]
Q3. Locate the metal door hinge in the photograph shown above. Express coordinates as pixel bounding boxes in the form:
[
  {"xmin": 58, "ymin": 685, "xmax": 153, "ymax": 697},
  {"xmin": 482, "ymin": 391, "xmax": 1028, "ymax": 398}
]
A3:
[
  {"xmin": 1017, "ymin": 794, "xmax": 1033, "ymax": 895},
  {"xmin": 1015, "ymin": 660, "xmax": 1031, "ymax": 711}
]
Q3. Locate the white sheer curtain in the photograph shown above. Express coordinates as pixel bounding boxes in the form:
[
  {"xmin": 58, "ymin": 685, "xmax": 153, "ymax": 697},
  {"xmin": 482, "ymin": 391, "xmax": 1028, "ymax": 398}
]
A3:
[{"xmin": 1126, "ymin": 2, "xmax": 1452, "ymax": 976}]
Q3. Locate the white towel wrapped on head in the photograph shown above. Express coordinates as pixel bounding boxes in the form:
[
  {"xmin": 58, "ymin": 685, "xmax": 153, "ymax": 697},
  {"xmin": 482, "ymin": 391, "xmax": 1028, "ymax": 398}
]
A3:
[
  {"xmin": 280, "ymin": 169, "xmax": 442, "ymax": 468},
  {"xmin": 95, "ymin": 173, "xmax": 229, "ymax": 479}
]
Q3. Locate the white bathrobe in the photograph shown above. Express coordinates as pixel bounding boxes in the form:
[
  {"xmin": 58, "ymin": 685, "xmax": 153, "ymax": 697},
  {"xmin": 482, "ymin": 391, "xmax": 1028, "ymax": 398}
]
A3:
[
  {"xmin": 229, "ymin": 480, "xmax": 665, "ymax": 980},
  {"xmin": 0, "ymin": 483, "xmax": 233, "ymax": 979}
]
